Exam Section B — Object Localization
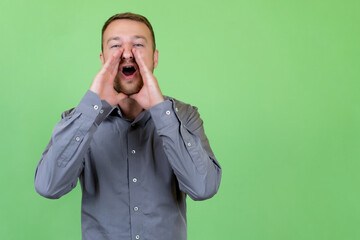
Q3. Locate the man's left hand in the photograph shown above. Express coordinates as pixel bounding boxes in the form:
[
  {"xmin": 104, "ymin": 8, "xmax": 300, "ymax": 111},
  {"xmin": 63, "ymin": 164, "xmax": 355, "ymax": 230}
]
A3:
[{"xmin": 129, "ymin": 49, "xmax": 164, "ymax": 109}]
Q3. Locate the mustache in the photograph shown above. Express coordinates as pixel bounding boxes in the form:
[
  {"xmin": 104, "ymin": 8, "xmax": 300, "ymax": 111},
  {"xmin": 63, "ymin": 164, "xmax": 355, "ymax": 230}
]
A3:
[{"xmin": 120, "ymin": 59, "xmax": 138, "ymax": 65}]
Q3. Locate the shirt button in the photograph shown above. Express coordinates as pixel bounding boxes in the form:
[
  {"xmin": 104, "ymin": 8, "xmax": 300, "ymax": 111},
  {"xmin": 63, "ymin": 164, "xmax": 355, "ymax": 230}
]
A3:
[
  {"xmin": 118, "ymin": 110, "xmax": 121, "ymax": 115},
  {"xmin": 187, "ymin": 142, "xmax": 191, "ymax": 147},
  {"xmin": 93, "ymin": 105, "xmax": 99, "ymax": 110},
  {"xmin": 175, "ymin": 107, "xmax": 179, "ymax": 112},
  {"xmin": 100, "ymin": 109, "xmax": 104, "ymax": 114},
  {"xmin": 132, "ymin": 178, "xmax": 137, "ymax": 183},
  {"xmin": 131, "ymin": 123, "xmax": 135, "ymax": 127},
  {"xmin": 131, "ymin": 150, "xmax": 136, "ymax": 154},
  {"xmin": 135, "ymin": 235, "xmax": 140, "ymax": 240},
  {"xmin": 166, "ymin": 110, "xmax": 171, "ymax": 115},
  {"xmin": 134, "ymin": 206, "xmax": 139, "ymax": 211},
  {"xmin": 75, "ymin": 136, "xmax": 81, "ymax": 142}
]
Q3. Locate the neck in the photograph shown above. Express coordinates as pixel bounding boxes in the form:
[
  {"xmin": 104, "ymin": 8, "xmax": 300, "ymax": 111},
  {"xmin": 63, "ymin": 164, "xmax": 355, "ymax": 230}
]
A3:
[{"xmin": 118, "ymin": 98, "xmax": 143, "ymax": 121}]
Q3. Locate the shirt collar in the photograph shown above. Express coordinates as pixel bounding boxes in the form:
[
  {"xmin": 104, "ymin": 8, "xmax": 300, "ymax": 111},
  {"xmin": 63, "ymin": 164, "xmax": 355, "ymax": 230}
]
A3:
[{"xmin": 109, "ymin": 105, "xmax": 151, "ymax": 127}]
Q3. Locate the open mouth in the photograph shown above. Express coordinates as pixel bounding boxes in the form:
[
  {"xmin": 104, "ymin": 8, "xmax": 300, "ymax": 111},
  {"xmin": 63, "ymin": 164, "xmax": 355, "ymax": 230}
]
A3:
[{"xmin": 121, "ymin": 65, "xmax": 137, "ymax": 78}]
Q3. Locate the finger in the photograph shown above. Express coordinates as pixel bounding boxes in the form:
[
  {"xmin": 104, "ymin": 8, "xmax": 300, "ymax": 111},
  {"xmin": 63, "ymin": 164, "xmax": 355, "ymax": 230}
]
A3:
[
  {"xmin": 103, "ymin": 49, "xmax": 123, "ymax": 72},
  {"xmin": 101, "ymin": 50, "xmax": 122, "ymax": 85},
  {"xmin": 109, "ymin": 49, "xmax": 123, "ymax": 70},
  {"xmin": 115, "ymin": 92, "xmax": 129, "ymax": 102},
  {"xmin": 128, "ymin": 92, "xmax": 139, "ymax": 102},
  {"xmin": 109, "ymin": 49, "xmax": 123, "ymax": 76},
  {"xmin": 132, "ymin": 49, "xmax": 152, "ymax": 80}
]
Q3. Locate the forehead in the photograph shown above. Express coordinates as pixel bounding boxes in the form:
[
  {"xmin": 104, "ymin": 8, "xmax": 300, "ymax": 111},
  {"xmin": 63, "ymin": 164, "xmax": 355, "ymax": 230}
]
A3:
[{"xmin": 103, "ymin": 19, "xmax": 152, "ymax": 41}]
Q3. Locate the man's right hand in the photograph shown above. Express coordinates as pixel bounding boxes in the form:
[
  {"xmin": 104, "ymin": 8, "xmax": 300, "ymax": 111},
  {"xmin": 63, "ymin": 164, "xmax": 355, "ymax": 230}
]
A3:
[{"xmin": 90, "ymin": 49, "xmax": 128, "ymax": 107}]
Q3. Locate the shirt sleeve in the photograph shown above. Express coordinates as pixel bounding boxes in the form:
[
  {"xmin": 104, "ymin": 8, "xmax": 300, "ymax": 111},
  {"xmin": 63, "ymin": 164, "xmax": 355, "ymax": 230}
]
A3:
[
  {"xmin": 34, "ymin": 90, "xmax": 113, "ymax": 199},
  {"xmin": 148, "ymin": 99, "xmax": 222, "ymax": 201}
]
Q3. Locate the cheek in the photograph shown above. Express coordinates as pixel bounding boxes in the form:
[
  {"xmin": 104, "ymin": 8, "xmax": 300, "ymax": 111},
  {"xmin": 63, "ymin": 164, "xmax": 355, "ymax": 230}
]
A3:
[
  {"xmin": 106, "ymin": 48, "xmax": 118, "ymax": 56},
  {"xmin": 138, "ymin": 51, "xmax": 154, "ymax": 63},
  {"xmin": 103, "ymin": 49, "xmax": 121, "ymax": 62},
  {"xmin": 140, "ymin": 57, "xmax": 154, "ymax": 68}
]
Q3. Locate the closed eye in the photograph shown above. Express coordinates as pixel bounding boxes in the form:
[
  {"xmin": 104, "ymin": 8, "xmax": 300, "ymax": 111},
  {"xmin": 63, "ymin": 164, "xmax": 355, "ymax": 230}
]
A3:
[
  {"xmin": 134, "ymin": 44, "xmax": 143, "ymax": 47},
  {"xmin": 111, "ymin": 44, "xmax": 121, "ymax": 48}
]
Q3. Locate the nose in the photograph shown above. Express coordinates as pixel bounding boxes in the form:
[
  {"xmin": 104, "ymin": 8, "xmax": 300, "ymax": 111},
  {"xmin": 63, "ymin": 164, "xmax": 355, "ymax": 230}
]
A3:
[{"xmin": 122, "ymin": 45, "xmax": 133, "ymax": 60}]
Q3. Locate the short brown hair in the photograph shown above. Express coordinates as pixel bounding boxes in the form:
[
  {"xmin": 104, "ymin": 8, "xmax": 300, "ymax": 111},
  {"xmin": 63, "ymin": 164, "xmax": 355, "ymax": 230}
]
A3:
[{"xmin": 101, "ymin": 12, "xmax": 156, "ymax": 52}]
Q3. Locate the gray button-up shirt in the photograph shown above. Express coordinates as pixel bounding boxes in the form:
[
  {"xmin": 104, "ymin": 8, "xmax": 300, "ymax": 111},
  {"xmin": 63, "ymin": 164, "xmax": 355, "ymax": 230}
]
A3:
[{"xmin": 34, "ymin": 90, "xmax": 222, "ymax": 240}]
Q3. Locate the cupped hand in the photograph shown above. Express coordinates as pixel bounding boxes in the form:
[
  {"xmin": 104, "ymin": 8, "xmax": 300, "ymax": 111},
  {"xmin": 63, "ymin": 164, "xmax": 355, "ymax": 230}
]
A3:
[
  {"xmin": 90, "ymin": 49, "xmax": 128, "ymax": 107},
  {"xmin": 129, "ymin": 49, "xmax": 164, "ymax": 109}
]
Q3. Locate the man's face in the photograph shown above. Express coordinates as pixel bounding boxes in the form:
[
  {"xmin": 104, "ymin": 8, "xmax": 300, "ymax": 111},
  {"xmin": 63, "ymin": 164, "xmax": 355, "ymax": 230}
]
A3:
[{"xmin": 101, "ymin": 19, "xmax": 158, "ymax": 95}]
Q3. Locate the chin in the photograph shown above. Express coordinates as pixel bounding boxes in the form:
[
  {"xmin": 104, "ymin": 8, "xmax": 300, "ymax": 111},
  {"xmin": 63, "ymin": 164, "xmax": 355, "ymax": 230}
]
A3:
[
  {"xmin": 121, "ymin": 88, "xmax": 141, "ymax": 95},
  {"xmin": 114, "ymin": 79, "xmax": 143, "ymax": 95}
]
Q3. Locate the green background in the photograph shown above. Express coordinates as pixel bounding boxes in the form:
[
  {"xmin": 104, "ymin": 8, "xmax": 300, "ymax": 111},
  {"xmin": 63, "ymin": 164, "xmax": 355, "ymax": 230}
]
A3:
[{"xmin": 1, "ymin": 0, "xmax": 359, "ymax": 239}]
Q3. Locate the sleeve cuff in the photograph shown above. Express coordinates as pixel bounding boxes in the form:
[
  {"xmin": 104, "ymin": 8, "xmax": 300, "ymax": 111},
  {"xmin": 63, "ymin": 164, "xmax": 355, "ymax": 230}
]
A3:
[
  {"xmin": 75, "ymin": 90, "xmax": 113, "ymax": 125},
  {"xmin": 148, "ymin": 100, "xmax": 180, "ymax": 130}
]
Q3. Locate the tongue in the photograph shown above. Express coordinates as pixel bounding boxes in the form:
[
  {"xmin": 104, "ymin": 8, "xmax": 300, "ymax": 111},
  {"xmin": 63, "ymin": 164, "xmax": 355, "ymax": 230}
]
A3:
[
  {"xmin": 123, "ymin": 68, "xmax": 135, "ymax": 76},
  {"xmin": 123, "ymin": 69, "xmax": 135, "ymax": 76}
]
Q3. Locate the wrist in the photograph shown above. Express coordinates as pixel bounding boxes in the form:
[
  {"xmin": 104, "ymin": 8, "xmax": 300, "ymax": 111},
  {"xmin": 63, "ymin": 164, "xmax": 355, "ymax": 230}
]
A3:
[{"xmin": 149, "ymin": 96, "xmax": 165, "ymax": 109}]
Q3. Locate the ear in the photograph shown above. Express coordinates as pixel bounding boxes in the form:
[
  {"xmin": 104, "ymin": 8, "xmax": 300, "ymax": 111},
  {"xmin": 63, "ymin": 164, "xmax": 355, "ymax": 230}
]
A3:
[
  {"xmin": 100, "ymin": 52, "xmax": 105, "ymax": 66},
  {"xmin": 153, "ymin": 49, "xmax": 159, "ymax": 69}
]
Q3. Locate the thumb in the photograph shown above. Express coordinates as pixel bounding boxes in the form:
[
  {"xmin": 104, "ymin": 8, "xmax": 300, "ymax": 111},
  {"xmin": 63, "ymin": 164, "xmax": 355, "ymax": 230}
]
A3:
[{"xmin": 116, "ymin": 92, "xmax": 129, "ymax": 102}]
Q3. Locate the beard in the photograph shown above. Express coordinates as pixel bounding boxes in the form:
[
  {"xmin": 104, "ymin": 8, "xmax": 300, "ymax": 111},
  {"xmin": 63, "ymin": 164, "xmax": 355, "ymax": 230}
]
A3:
[{"xmin": 113, "ymin": 72, "xmax": 144, "ymax": 95}]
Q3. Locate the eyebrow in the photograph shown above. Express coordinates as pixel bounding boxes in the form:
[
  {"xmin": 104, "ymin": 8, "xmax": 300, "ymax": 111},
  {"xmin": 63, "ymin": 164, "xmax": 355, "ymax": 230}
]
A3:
[
  {"xmin": 107, "ymin": 37, "xmax": 121, "ymax": 45},
  {"xmin": 106, "ymin": 35, "xmax": 148, "ymax": 45},
  {"xmin": 133, "ymin": 35, "xmax": 148, "ymax": 42}
]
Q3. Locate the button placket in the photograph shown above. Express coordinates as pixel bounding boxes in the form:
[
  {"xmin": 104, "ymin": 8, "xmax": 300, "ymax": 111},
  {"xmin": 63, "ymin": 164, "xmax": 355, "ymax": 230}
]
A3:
[{"xmin": 128, "ymin": 128, "xmax": 142, "ymax": 240}]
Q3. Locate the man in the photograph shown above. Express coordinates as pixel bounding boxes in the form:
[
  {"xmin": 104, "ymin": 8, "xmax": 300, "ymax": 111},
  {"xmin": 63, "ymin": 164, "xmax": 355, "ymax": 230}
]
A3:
[{"xmin": 35, "ymin": 12, "xmax": 221, "ymax": 240}]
